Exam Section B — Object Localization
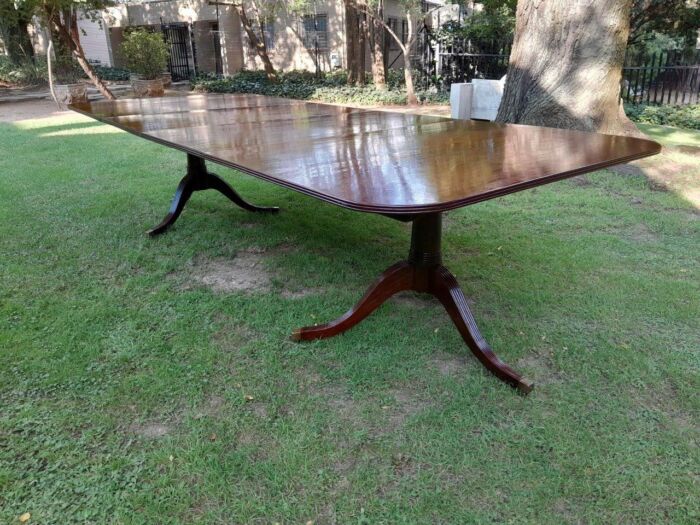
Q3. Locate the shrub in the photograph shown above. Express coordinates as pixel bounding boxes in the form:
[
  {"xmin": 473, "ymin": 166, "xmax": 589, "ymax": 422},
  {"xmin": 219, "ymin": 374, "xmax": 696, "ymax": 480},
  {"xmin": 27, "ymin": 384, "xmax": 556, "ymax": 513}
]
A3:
[
  {"xmin": 120, "ymin": 30, "xmax": 169, "ymax": 79},
  {"xmin": 94, "ymin": 65, "xmax": 131, "ymax": 82},
  {"xmin": 626, "ymin": 103, "xmax": 700, "ymax": 130},
  {"xmin": 0, "ymin": 56, "xmax": 49, "ymax": 86},
  {"xmin": 191, "ymin": 69, "xmax": 446, "ymax": 107}
]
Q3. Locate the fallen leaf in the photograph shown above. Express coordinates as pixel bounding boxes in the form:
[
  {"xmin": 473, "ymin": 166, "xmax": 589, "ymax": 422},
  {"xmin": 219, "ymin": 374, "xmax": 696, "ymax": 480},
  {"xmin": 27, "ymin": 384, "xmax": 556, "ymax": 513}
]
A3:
[
  {"xmin": 244, "ymin": 395, "xmax": 255, "ymax": 402},
  {"xmin": 19, "ymin": 513, "xmax": 31, "ymax": 523},
  {"xmin": 210, "ymin": 433, "xmax": 217, "ymax": 441}
]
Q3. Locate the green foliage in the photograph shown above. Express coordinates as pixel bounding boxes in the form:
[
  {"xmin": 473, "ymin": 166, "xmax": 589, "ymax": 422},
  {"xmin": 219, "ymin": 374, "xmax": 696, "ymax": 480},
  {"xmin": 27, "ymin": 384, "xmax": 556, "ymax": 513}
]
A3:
[
  {"xmin": 191, "ymin": 69, "xmax": 446, "ymax": 105},
  {"xmin": 626, "ymin": 104, "xmax": 700, "ymax": 130},
  {"xmin": 629, "ymin": 0, "xmax": 700, "ymax": 49},
  {"xmin": 433, "ymin": 1, "xmax": 515, "ymax": 48},
  {"xmin": 120, "ymin": 30, "xmax": 169, "ymax": 80},
  {"xmin": 0, "ymin": 55, "xmax": 48, "ymax": 86},
  {"xmin": 53, "ymin": 51, "xmax": 85, "ymax": 84},
  {"xmin": 94, "ymin": 65, "xmax": 131, "ymax": 82}
]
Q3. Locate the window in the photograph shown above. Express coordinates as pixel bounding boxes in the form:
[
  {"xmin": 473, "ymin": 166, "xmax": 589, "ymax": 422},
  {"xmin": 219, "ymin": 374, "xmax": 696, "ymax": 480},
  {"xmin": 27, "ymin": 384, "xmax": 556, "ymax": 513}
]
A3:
[
  {"xmin": 261, "ymin": 19, "xmax": 275, "ymax": 51},
  {"xmin": 301, "ymin": 14, "xmax": 328, "ymax": 50},
  {"xmin": 387, "ymin": 17, "xmax": 399, "ymax": 50},
  {"xmin": 401, "ymin": 19, "xmax": 408, "ymax": 45}
]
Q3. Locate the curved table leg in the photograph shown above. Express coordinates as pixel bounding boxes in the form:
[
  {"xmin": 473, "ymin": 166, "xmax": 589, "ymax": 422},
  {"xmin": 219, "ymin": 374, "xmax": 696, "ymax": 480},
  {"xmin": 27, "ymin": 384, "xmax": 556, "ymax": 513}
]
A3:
[
  {"xmin": 206, "ymin": 172, "xmax": 279, "ymax": 213},
  {"xmin": 430, "ymin": 266, "xmax": 534, "ymax": 394},
  {"xmin": 291, "ymin": 261, "xmax": 414, "ymax": 341},
  {"xmin": 292, "ymin": 213, "xmax": 535, "ymax": 394},
  {"xmin": 148, "ymin": 154, "xmax": 279, "ymax": 236},
  {"xmin": 147, "ymin": 173, "xmax": 195, "ymax": 236}
]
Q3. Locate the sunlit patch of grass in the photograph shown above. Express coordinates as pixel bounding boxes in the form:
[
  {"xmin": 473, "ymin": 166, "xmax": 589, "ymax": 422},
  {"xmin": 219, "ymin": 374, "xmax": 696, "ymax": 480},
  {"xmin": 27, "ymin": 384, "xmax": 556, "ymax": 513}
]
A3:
[
  {"xmin": 638, "ymin": 122, "xmax": 700, "ymax": 148},
  {"xmin": 0, "ymin": 113, "xmax": 698, "ymax": 524}
]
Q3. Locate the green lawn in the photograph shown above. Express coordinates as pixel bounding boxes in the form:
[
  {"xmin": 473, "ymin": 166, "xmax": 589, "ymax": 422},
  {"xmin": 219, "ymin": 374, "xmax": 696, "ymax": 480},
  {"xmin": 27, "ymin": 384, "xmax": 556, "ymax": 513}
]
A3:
[
  {"xmin": 637, "ymin": 123, "xmax": 700, "ymax": 148},
  {"xmin": 1, "ymin": 112, "xmax": 698, "ymax": 525}
]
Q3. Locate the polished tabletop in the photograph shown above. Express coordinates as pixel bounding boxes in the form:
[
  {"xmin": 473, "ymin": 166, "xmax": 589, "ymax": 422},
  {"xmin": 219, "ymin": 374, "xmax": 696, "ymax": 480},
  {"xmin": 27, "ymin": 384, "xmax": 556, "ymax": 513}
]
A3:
[{"xmin": 70, "ymin": 94, "xmax": 661, "ymax": 215}]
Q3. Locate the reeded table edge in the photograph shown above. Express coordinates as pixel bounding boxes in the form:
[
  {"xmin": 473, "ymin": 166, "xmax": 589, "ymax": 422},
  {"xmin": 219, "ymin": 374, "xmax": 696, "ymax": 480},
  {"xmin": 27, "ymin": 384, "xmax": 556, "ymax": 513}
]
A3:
[{"xmin": 69, "ymin": 97, "xmax": 663, "ymax": 215}]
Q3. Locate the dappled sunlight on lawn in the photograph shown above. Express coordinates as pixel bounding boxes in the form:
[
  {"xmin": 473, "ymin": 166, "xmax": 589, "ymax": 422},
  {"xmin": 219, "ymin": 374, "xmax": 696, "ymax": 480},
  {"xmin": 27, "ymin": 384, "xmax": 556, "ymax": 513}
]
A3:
[
  {"xmin": 38, "ymin": 126, "xmax": 124, "ymax": 137},
  {"xmin": 11, "ymin": 113, "xmax": 93, "ymax": 130},
  {"xmin": 638, "ymin": 123, "xmax": 700, "ymax": 149}
]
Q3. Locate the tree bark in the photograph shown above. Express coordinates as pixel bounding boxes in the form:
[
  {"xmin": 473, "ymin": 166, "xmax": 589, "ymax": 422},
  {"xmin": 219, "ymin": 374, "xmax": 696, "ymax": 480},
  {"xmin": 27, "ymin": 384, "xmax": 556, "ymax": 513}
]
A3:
[
  {"xmin": 345, "ymin": 1, "xmax": 359, "ymax": 85},
  {"xmin": 234, "ymin": 3, "xmax": 278, "ymax": 82},
  {"xmin": 49, "ymin": 9, "xmax": 115, "ymax": 100},
  {"xmin": 368, "ymin": 5, "xmax": 386, "ymax": 89},
  {"xmin": 496, "ymin": 0, "xmax": 642, "ymax": 136},
  {"xmin": 357, "ymin": 11, "xmax": 366, "ymax": 85},
  {"xmin": 403, "ymin": 13, "xmax": 418, "ymax": 105}
]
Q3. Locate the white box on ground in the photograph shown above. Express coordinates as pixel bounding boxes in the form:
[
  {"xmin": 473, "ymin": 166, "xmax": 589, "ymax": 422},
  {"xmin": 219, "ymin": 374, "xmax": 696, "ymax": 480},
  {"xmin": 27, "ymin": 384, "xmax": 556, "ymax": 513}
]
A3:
[
  {"xmin": 450, "ymin": 76, "xmax": 506, "ymax": 121},
  {"xmin": 450, "ymin": 83, "xmax": 473, "ymax": 120}
]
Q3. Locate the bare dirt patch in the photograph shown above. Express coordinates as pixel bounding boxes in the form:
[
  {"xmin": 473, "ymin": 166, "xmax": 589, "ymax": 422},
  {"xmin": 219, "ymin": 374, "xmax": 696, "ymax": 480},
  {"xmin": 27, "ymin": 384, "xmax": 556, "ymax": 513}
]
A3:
[
  {"xmin": 429, "ymin": 351, "xmax": 471, "ymax": 377},
  {"xmin": 189, "ymin": 251, "xmax": 272, "ymax": 293},
  {"xmin": 193, "ymin": 394, "xmax": 226, "ymax": 420},
  {"xmin": 516, "ymin": 350, "xmax": 564, "ymax": 386},
  {"xmin": 390, "ymin": 291, "xmax": 439, "ymax": 309},
  {"xmin": 130, "ymin": 422, "xmax": 171, "ymax": 438},
  {"xmin": 383, "ymin": 388, "xmax": 433, "ymax": 432},
  {"xmin": 0, "ymin": 99, "xmax": 67, "ymax": 123}
]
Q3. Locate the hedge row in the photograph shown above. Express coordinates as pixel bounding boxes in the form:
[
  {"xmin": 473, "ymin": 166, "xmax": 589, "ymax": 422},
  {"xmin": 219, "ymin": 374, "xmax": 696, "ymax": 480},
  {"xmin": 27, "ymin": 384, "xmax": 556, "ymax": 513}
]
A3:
[
  {"xmin": 0, "ymin": 56, "xmax": 130, "ymax": 86},
  {"xmin": 191, "ymin": 70, "xmax": 448, "ymax": 106},
  {"xmin": 625, "ymin": 103, "xmax": 700, "ymax": 131}
]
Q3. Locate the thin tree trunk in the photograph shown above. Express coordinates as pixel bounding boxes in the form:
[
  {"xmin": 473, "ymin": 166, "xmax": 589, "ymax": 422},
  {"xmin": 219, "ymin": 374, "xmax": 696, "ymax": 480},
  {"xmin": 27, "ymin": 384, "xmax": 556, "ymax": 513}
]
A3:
[
  {"xmin": 403, "ymin": 14, "xmax": 418, "ymax": 105},
  {"xmin": 369, "ymin": 7, "xmax": 387, "ymax": 90},
  {"xmin": 234, "ymin": 4, "xmax": 278, "ymax": 82},
  {"xmin": 357, "ymin": 11, "xmax": 366, "ymax": 85},
  {"xmin": 49, "ymin": 9, "xmax": 115, "ymax": 100},
  {"xmin": 345, "ymin": 1, "xmax": 359, "ymax": 85},
  {"xmin": 46, "ymin": 38, "xmax": 60, "ymax": 108},
  {"xmin": 496, "ymin": 0, "xmax": 642, "ymax": 136},
  {"xmin": 404, "ymin": 62, "xmax": 417, "ymax": 105}
]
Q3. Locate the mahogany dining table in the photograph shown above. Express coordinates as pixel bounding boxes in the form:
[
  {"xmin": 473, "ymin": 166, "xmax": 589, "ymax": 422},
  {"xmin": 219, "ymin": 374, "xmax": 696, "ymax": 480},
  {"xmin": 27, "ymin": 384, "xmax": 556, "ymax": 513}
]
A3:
[{"xmin": 70, "ymin": 93, "xmax": 661, "ymax": 393}]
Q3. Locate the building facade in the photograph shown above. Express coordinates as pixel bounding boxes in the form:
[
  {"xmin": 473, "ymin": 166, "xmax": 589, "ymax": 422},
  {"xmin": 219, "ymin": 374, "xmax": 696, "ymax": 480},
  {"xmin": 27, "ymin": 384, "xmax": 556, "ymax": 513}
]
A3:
[{"xmin": 57, "ymin": 0, "xmax": 447, "ymax": 79}]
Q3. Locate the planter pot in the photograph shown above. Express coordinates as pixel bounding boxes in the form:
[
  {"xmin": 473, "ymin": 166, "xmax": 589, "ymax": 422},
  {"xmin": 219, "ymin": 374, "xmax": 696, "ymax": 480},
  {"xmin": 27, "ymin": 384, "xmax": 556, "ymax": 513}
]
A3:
[
  {"xmin": 131, "ymin": 77, "xmax": 165, "ymax": 98},
  {"xmin": 53, "ymin": 83, "xmax": 88, "ymax": 106},
  {"xmin": 161, "ymin": 72, "xmax": 172, "ymax": 87}
]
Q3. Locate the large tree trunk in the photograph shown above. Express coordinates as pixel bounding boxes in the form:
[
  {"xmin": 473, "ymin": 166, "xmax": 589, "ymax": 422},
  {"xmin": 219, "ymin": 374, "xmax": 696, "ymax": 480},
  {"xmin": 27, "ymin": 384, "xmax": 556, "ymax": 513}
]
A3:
[
  {"xmin": 345, "ymin": 1, "xmax": 360, "ymax": 85},
  {"xmin": 234, "ymin": 4, "xmax": 277, "ymax": 82},
  {"xmin": 49, "ymin": 9, "xmax": 115, "ymax": 100},
  {"xmin": 368, "ymin": 5, "xmax": 386, "ymax": 89},
  {"xmin": 496, "ymin": 0, "xmax": 641, "ymax": 136}
]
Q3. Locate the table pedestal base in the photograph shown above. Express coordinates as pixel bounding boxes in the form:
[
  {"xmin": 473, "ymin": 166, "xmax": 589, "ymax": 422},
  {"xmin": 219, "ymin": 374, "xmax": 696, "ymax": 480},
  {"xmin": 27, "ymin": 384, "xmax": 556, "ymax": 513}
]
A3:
[
  {"xmin": 148, "ymin": 154, "xmax": 279, "ymax": 236},
  {"xmin": 292, "ymin": 213, "xmax": 534, "ymax": 394}
]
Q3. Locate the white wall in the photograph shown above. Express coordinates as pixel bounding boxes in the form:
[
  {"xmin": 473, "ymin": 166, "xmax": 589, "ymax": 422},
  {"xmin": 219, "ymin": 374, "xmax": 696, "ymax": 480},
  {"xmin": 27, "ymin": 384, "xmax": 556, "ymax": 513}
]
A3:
[{"xmin": 77, "ymin": 13, "xmax": 113, "ymax": 66}]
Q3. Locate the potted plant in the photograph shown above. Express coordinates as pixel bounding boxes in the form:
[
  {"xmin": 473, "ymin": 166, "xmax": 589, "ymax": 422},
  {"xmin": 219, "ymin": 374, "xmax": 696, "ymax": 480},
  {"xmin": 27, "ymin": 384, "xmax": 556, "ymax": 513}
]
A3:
[
  {"xmin": 120, "ymin": 29, "xmax": 170, "ymax": 97},
  {"xmin": 51, "ymin": 49, "xmax": 88, "ymax": 105}
]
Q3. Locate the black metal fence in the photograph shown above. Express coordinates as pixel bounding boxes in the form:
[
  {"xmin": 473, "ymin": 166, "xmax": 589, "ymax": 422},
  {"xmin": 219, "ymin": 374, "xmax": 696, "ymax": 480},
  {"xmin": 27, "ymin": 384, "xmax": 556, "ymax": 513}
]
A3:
[
  {"xmin": 621, "ymin": 49, "xmax": 700, "ymax": 105},
  {"xmin": 414, "ymin": 34, "xmax": 700, "ymax": 106},
  {"xmin": 413, "ymin": 35, "xmax": 511, "ymax": 91}
]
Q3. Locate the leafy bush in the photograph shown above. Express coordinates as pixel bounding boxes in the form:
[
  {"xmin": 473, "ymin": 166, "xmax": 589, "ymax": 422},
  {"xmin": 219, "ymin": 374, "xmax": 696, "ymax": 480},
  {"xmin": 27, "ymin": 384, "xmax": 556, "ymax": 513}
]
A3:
[
  {"xmin": 626, "ymin": 103, "xmax": 700, "ymax": 130},
  {"xmin": 120, "ymin": 30, "xmax": 169, "ymax": 79},
  {"xmin": 94, "ymin": 65, "xmax": 131, "ymax": 82},
  {"xmin": 191, "ymin": 69, "xmax": 446, "ymax": 106},
  {"xmin": 0, "ymin": 56, "xmax": 49, "ymax": 86}
]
